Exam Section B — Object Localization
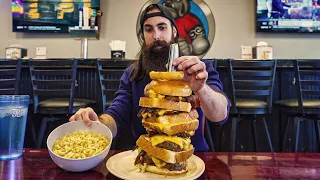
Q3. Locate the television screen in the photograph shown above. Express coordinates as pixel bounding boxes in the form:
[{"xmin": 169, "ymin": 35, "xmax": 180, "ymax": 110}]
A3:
[
  {"xmin": 12, "ymin": 0, "xmax": 100, "ymax": 33},
  {"xmin": 256, "ymin": 0, "xmax": 320, "ymax": 33}
]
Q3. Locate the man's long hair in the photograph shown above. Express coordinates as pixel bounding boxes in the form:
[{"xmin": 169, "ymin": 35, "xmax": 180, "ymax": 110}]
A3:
[{"xmin": 129, "ymin": 35, "xmax": 179, "ymax": 82}]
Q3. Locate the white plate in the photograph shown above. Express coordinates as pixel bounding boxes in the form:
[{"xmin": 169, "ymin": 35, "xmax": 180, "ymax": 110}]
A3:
[{"xmin": 106, "ymin": 150, "xmax": 205, "ymax": 180}]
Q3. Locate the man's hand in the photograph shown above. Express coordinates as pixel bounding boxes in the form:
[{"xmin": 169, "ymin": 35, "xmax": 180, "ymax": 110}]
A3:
[
  {"xmin": 69, "ymin": 107, "xmax": 99, "ymax": 126},
  {"xmin": 178, "ymin": 38, "xmax": 192, "ymax": 55},
  {"xmin": 171, "ymin": 56, "xmax": 228, "ymax": 122},
  {"xmin": 70, "ymin": 108, "xmax": 118, "ymax": 138},
  {"xmin": 172, "ymin": 56, "xmax": 208, "ymax": 92}
]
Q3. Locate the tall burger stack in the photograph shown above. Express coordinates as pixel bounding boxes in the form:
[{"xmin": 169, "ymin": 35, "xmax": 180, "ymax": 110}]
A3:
[{"xmin": 134, "ymin": 71, "xmax": 200, "ymax": 175}]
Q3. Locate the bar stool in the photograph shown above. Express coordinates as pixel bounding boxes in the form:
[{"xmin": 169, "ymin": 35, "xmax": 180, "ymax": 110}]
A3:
[
  {"xmin": 275, "ymin": 60, "xmax": 320, "ymax": 152},
  {"xmin": 96, "ymin": 59, "xmax": 133, "ymax": 112},
  {"xmin": 29, "ymin": 59, "xmax": 96, "ymax": 148},
  {"xmin": 0, "ymin": 59, "xmax": 38, "ymax": 146},
  {"xmin": 227, "ymin": 59, "xmax": 277, "ymax": 152},
  {"xmin": 96, "ymin": 59, "xmax": 135, "ymax": 150},
  {"xmin": 0, "ymin": 59, "xmax": 22, "ymax": 95}
]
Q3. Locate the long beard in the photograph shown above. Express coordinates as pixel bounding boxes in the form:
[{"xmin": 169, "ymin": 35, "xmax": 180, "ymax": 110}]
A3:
[{"xmin": 141, "ymin": 40, "xmax": 173, "ymax": 74}]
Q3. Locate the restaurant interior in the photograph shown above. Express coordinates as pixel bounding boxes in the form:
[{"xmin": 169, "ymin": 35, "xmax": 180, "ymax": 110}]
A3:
[{"xmin": 1, "ymin": 0, "xmax": 320, "ymax": 179}]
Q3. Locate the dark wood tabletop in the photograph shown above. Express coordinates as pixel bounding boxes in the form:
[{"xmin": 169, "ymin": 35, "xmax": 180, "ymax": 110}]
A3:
[{"xmin": 1, "ymin": 149, "xmax": 320, "ymax": 180}]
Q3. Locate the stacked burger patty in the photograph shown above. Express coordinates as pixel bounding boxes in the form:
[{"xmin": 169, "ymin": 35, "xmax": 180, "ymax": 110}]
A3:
[{"xmin": 134, "ymin": 71, "xmax": 200, "ymax": 175}]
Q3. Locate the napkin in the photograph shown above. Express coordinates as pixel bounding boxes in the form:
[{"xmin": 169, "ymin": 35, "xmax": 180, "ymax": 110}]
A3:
[{"xmin": 109, "ymin": 40, "xmax": 126, "ymax": 52}]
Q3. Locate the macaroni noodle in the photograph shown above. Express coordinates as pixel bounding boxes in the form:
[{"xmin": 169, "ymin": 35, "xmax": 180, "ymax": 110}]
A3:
[{"xmin": 52, "ymin": 131, "xmax": 110, "ymax": 159}]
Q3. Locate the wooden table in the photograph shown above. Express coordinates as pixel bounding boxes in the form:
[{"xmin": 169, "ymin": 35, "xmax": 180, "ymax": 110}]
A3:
[{"xmin": 1, "ymin": 149, "xmax": 320, "ymax": 179}]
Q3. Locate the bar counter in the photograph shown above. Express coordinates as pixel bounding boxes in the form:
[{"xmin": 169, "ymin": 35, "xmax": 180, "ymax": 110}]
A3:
[
  {"xmin": 14, "ymin": 58, "xmax": 308, "ymax": 67},
  {"xmin": 15, "ymin": 58, "xmax": 310, "ymax": 69},
  {"xmin": 1, "ymin": 148, "xmax": 320, "ymax": 179},
  {"xmin": 2, "ymin": 58, "xmax": 320, "ymax": 152}
]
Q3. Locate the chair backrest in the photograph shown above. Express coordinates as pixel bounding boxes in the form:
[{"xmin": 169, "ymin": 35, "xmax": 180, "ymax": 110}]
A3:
[
  {"xmin": 209, "ymin": 59, "xmax": 218, "ymax": 70},
  {"xmin": 28, "ymin": 59, "xmax": 78, "ymax": 114},
  {"xmin": 227, "ymin": 59, "xmax": 277, "ymax": 114},
  {"xmin": 0, "ymin": 59, "xmax": 22, "ymax": 95},
  {"xmin": 97, "ymin": 59, "xmax": 134, "ymax": 112},
  {"xmin": 294, "ymin": 60, "xmax": 320, "ymax": 114}
]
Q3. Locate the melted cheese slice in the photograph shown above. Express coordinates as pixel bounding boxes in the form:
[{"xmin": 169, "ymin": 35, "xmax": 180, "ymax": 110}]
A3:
[
  {"xmin": 151, "ymin": 157, "xmax": 166, "ymax": 168},
  {"xmin": 148, "ymin": 90, "xmax": 165, "ymax": 99},
  {"xmin": 142, "ymin": 119, "xmax": 198, "ymax": 129},
  {"xmin": 142, "ymin": 113, "xmax": 148, "ymax": 119},
  {"xmin": 141, "ymin": 109, "xmax": 175, "ymax": 119},
  {"xmin": 157, "ymin": 109, "xmax": 174, "ymax": 116},
  {"xmin": 137, "ymin": 147, "xmax": 166, "ymax": 168},
  {"xmin": 150, "ymin": 135, "xmax": 191, "ymax": 151},
  {"xmin": 187, "ymin": 131, "xmax": 195, "ymax": 136}
]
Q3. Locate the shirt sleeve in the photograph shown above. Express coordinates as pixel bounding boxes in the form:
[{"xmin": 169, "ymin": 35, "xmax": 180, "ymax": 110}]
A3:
[
  {"xmin": 203, "ymin": 60, "xmax": 230, "ymax": 125},
  {"xmin": 105, "ymin": 68, "xmax": 133, "ymax": 137}
]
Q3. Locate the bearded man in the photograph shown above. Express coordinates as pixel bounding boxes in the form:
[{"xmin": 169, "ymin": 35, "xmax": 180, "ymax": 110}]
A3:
[{"xmin": 70, "ymin": 4, "xmax": 229, "ymax": 152}]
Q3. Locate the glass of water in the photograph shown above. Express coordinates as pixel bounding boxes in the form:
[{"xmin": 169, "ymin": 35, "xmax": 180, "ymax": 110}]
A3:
[{"xmin": 0, "ymin": 95, "xmax": 29, "ymax": 160}]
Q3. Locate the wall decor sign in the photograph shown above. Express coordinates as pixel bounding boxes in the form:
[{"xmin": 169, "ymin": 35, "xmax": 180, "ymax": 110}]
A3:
[{"xmin": 136, "ymin": 0, "xmax": 215, "ymax": 58}]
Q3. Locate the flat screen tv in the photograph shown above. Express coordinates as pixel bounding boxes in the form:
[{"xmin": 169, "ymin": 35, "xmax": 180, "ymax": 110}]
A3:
[
  {"xmin": 12, "ymin": 0, "xmax": 100, "ymax": 33},
  {"xmin": 256, "ymin": 0, "xmax": 320, "ymax": 33}
]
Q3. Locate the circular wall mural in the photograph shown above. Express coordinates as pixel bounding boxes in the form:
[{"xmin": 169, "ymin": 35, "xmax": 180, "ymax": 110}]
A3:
[{"xmin": 136, "ymin": 0, "xmax": 215, "ymax": 58}]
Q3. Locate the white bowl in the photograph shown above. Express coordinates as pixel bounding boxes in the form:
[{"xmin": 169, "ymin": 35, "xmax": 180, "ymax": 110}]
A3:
[{"xmin": 47, "ymin": 121, "xmax": 113, "ymax": 172}]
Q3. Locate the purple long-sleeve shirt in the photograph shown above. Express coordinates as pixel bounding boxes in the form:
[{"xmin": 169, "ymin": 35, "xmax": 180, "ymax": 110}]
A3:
[{"xmin": 105, "ymin": 60, "xmax": 229, "ymax": 152}]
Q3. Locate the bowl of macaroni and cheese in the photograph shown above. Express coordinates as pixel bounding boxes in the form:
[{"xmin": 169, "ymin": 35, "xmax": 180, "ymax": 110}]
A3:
[{"xmin": 47, "ymin": 121, "xmax": 112, "ymax": 172}]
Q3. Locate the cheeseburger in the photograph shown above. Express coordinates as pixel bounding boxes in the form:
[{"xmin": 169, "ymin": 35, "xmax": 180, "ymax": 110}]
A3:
[{"xmin": 134, "ymin": 71, "xmax": 200, "ymax": 175}]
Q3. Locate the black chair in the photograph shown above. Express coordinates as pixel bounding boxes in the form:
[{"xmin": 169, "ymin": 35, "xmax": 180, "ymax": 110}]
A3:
[
  {"xmin": 275, "ymin": 60, "xmax": 320, "ymax": 152},
  {"xmin": 97, "ymin": 59, "xmax": 134, "ymax": 112},
  {"xmin": 0, "ymin": 59, "xmax": 22, "ymax": 95},
  {"xmin": 97, "ymin": 59, "xmax": 135, "ymax": 150},
  {"xmin": 29, "ymin": 59, "xmax": 95, "ymax": 148},
  {"xmin": 0, "ymin": 59, "xmax": 38, "ymax": 147},
  {"xmin": 227, "ymin": 60, "xmax": 277, "ymax": 152},
  {"xmin": 204, "ymin": 59, "xmax": 218, "ymax": 152}
]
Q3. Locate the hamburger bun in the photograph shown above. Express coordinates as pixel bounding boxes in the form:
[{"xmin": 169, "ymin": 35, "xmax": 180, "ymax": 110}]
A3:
[
  {"xmin": 142, "ymin": 119, "xmax": 199, "ymax": 136},
  {"xmin": 144, "ymin": 109, "xmax": 199, "ymax": 124},
  {"xmin": 144, "ymin": 80, "xmax": 192, "ymax": 97},
  {"xmin": 139, "ymin": 97, "xmax": 191, "ymax": 112},
  {"xmin": 136, "ymin": 135, "xmax": 194, "ymax": 164},
  {"xmin": 149, "ymin": 71, "xmax": 184, "ymax": 81}
]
